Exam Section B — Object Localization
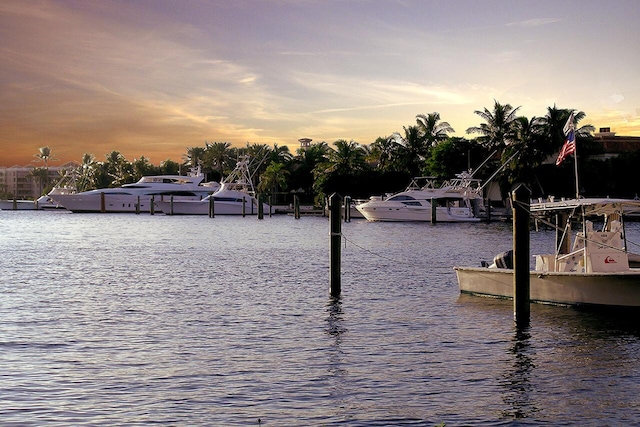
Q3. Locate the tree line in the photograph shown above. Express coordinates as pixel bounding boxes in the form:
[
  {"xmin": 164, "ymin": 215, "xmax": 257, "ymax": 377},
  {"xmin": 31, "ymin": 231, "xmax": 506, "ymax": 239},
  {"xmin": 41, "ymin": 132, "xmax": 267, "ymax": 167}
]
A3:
[{"xmin": 29, "ymin": 101, "xmax": 640, "ymax": 204}]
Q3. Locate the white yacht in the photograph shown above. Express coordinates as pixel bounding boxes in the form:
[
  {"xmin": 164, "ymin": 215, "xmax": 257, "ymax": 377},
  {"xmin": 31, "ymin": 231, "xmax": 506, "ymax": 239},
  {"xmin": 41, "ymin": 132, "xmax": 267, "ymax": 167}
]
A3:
[
  {"xmin": 158, "ymin": 156, "xmax": 268, "ymax": 215},
  {"xmin": 355, "ymin": 172, "xmax": 483, "ymax": 222},
  {"xmin": 49, "ymin": 168, "xmax": 219, "ymax": 213},
  {"xmin": 455, "ymin": 198, "xmax": 640, "ymax": 308}
]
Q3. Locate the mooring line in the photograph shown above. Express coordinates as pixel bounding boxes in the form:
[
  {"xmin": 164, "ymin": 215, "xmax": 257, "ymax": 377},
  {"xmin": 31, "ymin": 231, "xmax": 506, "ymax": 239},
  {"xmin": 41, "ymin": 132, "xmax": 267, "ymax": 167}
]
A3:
[{"xmin": 338, "ymin": 231, "xmax": 416, "ymax": 265}]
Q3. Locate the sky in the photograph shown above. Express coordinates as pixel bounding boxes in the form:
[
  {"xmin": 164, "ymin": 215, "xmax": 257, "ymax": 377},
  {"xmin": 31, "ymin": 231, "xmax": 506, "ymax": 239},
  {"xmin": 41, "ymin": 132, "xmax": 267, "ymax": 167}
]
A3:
[{"xmin": 1, "ymin": 0, "xmax": 639, "ymax": 167}]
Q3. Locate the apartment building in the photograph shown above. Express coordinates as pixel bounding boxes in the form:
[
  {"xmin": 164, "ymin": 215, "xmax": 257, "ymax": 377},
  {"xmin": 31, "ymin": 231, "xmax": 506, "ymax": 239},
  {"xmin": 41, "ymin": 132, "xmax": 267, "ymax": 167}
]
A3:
[{"xmin": 0, "ymin": 162, "xmax": 78, "ymax": 200}]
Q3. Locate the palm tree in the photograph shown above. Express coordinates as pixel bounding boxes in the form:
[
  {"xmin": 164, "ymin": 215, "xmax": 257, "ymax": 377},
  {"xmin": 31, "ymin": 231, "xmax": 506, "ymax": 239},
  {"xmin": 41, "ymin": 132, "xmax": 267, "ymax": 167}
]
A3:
[
  {"xmin": 312, "ymin": 139, "xmax": 368, "ymax": 199},
  {"xmin": 33, "ymin": 146, "xmax": 58, "ymax": 168},
  {"xmin": 540, "ymin": 106, "xmax": 595, "ymax": 153},
  {"xmin": 76, "ymin": 153, "xmax": 97, "ymax": 191},
  {"xmin": 32, "ymin": 146, "xmax": 58, "ymax": 194},
  {"xmin": 324, "ymin": 139, "xmax": 368, "ymax": 175},
  {"xmin": 416, "ymin": 112, "xmax": 455, "ymax": 147},
  {"xmin": 391, "ymin": 125, "xmax": 428, "ymax": 177},
  {"xmin": 368, "ymin": 136, "xmax": 398, "ymax": 171},
  {"xmin": 258, "ymin": 162, "xmax": 289, "ymax": 203},
  {"xmin": 104, "ymin": 151, "xmax": 132, "ymax": 187},
  {"xmin": 183, "ymin": 146, "xmax": 206, "ymax": 170},
  {"xmin": 502, "ymin": 116, "xmax": 546, "ymax": 193},
  {"xmin": 131, "ymin": 156, "xmax": 156, "ymax": 181},
  {"xmin": 203, "ymin": 141, "xmax": 232, "ymax": 174},
  {"xmin": 466, "ymin": 100, "xmax": 521, "ymax": 152}
]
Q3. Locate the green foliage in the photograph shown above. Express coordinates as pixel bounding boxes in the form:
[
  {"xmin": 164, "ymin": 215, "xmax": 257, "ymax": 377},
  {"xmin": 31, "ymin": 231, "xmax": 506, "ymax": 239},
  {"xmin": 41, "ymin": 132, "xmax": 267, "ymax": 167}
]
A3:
[{"xmin": 59, "ymin": 102, "xmax": 623, "ymax": 206}]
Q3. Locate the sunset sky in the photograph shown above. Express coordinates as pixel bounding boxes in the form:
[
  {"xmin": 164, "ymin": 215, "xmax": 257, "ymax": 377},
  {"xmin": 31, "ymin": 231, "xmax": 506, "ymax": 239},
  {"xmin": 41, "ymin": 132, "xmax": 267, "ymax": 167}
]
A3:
[{"xmin": 1, "ymin": 0, "xmax": 639, "ymax": 167}]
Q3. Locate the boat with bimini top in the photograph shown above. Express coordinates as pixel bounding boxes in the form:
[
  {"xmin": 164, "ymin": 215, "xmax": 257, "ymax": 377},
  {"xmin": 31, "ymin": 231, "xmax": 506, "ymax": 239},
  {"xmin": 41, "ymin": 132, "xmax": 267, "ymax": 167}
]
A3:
[
  {"xmin": 157, "ymin": 156, "xmax": 268, "ymax": 215},
  {"xmin": 454, "ymin": 197, "xmax": 640, "ymax": 308},
  {"xmin": 355, "ymin": 172, "xmax": 484, "ymax": 222}
]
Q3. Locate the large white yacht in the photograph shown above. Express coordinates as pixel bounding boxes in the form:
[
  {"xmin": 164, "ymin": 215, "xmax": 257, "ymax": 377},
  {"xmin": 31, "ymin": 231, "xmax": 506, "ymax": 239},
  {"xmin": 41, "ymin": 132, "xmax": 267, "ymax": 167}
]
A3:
[
  {"xmin": 49, "ymin": 168, "xmax": 219, "ymax": 213},
  {"xmin": 158, "ymin": 156, "xmax": 268, "ymax": 215},
  {"xmin": 355, "ymin": 172, "xmax": 484, "ymax": 222}
]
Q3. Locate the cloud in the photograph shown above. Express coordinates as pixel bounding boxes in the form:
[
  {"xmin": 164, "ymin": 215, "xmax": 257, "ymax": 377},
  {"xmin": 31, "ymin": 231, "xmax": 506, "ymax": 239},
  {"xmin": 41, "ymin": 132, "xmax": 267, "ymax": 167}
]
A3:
[{"xmin": 506, "ymin": 18, "xmax": 562, "ymax": 27}]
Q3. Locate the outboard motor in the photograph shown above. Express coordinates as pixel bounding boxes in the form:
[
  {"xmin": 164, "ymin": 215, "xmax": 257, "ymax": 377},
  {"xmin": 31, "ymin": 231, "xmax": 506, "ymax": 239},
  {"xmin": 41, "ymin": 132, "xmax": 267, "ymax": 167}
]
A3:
[{"xmin": 490, "ymin": 250, "xmax": 513, "ymax": 269}]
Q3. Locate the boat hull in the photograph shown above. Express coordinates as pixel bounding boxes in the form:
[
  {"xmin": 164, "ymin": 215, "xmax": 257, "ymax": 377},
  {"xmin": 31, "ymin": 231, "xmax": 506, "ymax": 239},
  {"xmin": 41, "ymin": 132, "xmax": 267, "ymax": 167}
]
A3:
[
  {"xmin": 157, "ymin": 199, "xmax": 268, "ymax": 215},
  {"xmin": 455, "ymin": 266, "xmax": 640, "ymax": 307},
  {"xmin": 51, "ymin": 194, "xmax": 198, "ymax": 213},
  {"xmin": 357, "ymin": 204, "xmax": 480, "ymax": 222}
]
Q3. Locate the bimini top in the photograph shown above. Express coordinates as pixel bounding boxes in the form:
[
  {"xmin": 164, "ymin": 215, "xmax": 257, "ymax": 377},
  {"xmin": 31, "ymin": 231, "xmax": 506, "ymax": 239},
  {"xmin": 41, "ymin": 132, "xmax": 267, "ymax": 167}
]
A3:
[{"xmin": 530, "ymin": 197, "xmax": 640, "ymax": 216}]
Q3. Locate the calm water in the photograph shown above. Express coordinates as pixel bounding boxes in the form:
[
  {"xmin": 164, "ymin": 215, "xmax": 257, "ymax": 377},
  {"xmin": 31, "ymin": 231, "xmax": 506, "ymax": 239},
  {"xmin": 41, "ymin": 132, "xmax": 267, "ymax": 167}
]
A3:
[{"xmin": 2, "ymin": 210, "xmax": 640, "ymax": 426}]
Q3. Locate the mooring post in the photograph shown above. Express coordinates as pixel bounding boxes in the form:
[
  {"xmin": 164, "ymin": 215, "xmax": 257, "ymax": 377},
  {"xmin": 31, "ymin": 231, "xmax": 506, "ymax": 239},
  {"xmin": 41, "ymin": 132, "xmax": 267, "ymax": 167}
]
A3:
[
  {"xmin": 486, "ymin": 199, "xmax": 492, "ymax": 222},
  {"xmin": 294, "ymin": 195, "xmax": 300, "ymax": 219},
  {"xmin": 100, "ymin": 192, "xmax": 106, "ymax": 213},
  {"xmin": 512, "ymin": 184, "xmax": 531, "ymax": 327},
  {"xmin": 242, "ymin": 197, "xmax": 246, "ymax": 217},
  {"xmin": 136, "ymin": 195, "xmax": 140, "ymax": 214},
  {"xmin": 209, "ymin": 196, "xmax": 215, "ymax": 218},
  {"xmin": 150, "ymin": 196, "xmax": 155, "ymax": 215},
  {"xmin": 12, "ymin": 197, "xmax": 17, "ymax": 210},
  {"xmin": 329, "ymin": 193, "xmax": 342, "ymax": 297},
  {"xmin": 344, "ymin": 196, "xmax": 351, "ymax": 222},
  {"xmin": 431, "ymin": 198, "xmax": 437, "ymax": 224},
  {"xmin": 257, "ymin": 194, "xmax": 264, "ymax": 220},
  {"xmin": 170, "ymin": 195, "xmax": 174, "ymax": 216}
]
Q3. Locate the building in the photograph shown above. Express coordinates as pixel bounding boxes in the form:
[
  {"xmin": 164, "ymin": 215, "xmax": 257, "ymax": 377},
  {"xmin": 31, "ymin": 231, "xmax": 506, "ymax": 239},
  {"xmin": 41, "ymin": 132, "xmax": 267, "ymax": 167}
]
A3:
[
  {"xmin": 0, "ymin": 162, "xmax": 78, "ymax": 200},
  {"xmin": 592, "ymin": 128, "xmax": 640, "ymax": 159}
]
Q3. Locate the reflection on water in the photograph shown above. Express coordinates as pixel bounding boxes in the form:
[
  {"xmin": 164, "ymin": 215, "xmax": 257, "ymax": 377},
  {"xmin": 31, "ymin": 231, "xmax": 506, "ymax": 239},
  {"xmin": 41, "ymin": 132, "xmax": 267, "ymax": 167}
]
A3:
[
  {"xmin": 2, "ymin": 212, "xmax": 640, "ymax": 425},
  {"xmin": 501, "ymin": 328, "xmax": 538, "ymax": 420}
]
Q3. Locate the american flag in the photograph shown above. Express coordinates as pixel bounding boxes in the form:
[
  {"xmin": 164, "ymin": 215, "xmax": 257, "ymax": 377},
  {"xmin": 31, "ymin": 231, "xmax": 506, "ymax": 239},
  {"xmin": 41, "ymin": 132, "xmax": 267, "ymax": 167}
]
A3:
[{"xmin": 556, "ymin": 113, "xmax": 576, "ymax": 166}]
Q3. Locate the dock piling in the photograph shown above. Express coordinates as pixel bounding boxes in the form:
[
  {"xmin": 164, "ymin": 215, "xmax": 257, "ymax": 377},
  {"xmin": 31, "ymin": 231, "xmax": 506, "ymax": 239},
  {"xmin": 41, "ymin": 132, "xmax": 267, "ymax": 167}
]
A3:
[
  {"xmin": 329, "ymin": 193, "xmax": 342, "ymax": 297},
  {"xmin": 512, "ymin": 184, "xmax": 531, "ymax": 327}
]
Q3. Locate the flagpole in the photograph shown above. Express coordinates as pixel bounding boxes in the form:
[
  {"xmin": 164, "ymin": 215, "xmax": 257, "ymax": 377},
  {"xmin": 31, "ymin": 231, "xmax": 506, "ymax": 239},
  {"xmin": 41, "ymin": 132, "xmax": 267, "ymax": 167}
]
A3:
[{"xmin": 573, "ymin": 142, "xmax": 580, "ymax": 199}]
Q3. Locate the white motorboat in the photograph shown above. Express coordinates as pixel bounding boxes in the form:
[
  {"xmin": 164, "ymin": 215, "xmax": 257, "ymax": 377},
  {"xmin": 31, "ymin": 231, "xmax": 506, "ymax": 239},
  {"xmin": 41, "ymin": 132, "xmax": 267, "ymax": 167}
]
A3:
[
  {"xmin": 158, "ymin": 156, "xmax": 268, "ymax": 215},
  {"xmin": 455, "ymin": 198, "xmax": 640, "ymax": 308},
  {"xmin": 49, "ymin": 168, "xmax": 219, "ymax": 213},
  {"xmin": 355, "ymin": 172, "xmax": 483, "ymax": 222}
]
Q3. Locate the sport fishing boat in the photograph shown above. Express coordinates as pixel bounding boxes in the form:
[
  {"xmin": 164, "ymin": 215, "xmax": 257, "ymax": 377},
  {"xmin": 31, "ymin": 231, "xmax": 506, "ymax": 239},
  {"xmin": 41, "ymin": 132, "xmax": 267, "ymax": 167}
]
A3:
[
  {"xmin": 355, "ymin": 172, "xmax": 484, "ymax": 222},
  {"xmin": 158, "ymin": 156, "xmax": 268, "ymax": 215},
  {"xmin": 49, "ymin": 167, "xmax": 219, "ymax": 213},
  {"xmin": 454, "ymin": 198, "xmax": 640, "ymax": 308}
]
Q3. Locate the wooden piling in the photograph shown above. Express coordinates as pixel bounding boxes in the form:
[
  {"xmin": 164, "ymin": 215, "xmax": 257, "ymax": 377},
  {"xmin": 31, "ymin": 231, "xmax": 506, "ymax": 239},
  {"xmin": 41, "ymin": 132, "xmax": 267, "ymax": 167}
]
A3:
[
  {"xmin": 150, "ymin": 196, "xmax": 155, "ymax": 215},
  {"xmin": 242, "ymin": 197, "xmax": 246, "ymax": 217},
  {"xmin": 136, "ymin": 196, "xmax": 140, "ymax": 214},
  {"xmin": 294, "ymin": 195, "xmax": 300, "ymax": 219},
  {"xmin": 329, "ymin": 193, "xmax": 342, "ymax": 297},
  {"xmin": 344, "ymin": 196, "xmax": 351, "ymax": 222},
  {"xmin": 512, "ymin": 184, "xmax": 531, "ymax": 327},
  {"xmin": 209, "ymin": 196, "xmax": 215, "ymax": 218},
  {"xmin": 170, "ymin": 195, "xmax": 174, "ymax": 216},
  {"xmin": 257, "ymin": 194, "xmax": 264, "ymax": 219},
  {"xmin": 431, "ymin": 198, "xmax": 437, "ymax": 224},
  {"xmin": 100, "ymin": 192, "xmax": 105, "ymax": 213}
]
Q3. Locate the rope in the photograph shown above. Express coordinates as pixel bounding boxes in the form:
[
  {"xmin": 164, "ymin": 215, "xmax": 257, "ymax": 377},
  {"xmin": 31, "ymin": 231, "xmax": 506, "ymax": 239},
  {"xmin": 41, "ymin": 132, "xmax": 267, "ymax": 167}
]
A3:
[{"xmin": 338, "ymin": 231, "xmax": 416, "ymax": 265}]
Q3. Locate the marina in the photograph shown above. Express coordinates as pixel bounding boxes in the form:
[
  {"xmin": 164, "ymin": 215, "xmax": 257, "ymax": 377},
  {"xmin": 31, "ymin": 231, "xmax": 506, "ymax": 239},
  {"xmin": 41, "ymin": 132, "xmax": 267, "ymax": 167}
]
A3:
[{"xmin": 2, "ymin": 210, "xmax": 640, "ymax": 425}]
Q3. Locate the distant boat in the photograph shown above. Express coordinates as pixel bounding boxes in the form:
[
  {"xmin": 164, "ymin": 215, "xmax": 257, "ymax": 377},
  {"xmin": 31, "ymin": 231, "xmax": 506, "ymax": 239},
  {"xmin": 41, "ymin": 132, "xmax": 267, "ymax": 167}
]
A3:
[
  {"xmin": 49, "ymin": 167, "xmax": 219, "ymax": 213},
  {"xmin": 158, "ymin": 156, "xmax": 268, "ymax": 215},
  {"xmin": 355, "ymin": 172, "xmax": 484, "ymax": 222},
  {"xmin": 455, "ymin": 198, "xmax": 640, "ymax": 308},
  {"xmin": 0, "ymin": 199, "xmax": 39, "ymax": 210}
]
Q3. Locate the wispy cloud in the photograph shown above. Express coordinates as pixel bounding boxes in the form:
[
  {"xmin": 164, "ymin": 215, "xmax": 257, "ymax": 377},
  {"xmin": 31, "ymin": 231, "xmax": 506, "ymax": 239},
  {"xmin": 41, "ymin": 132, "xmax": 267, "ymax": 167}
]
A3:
[{"xmin": 506, "ymin": 18, "xmax": 562, "ymax": 27}]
